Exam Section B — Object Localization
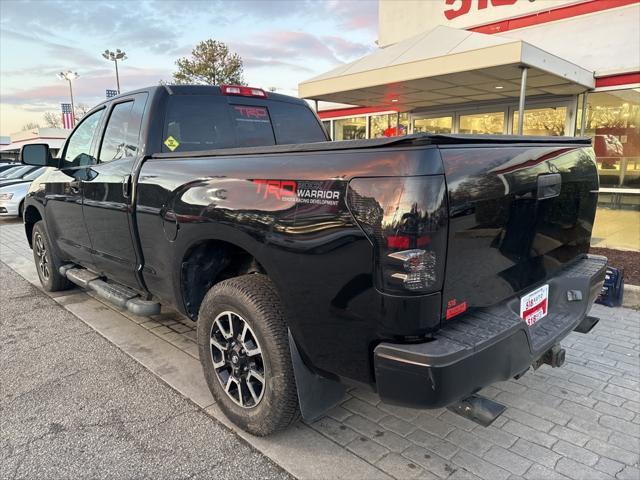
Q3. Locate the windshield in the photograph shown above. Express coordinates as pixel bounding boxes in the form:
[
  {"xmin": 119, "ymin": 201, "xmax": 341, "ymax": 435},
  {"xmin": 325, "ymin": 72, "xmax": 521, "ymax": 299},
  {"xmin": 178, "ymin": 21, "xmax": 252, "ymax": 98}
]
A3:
[
  {"xmin": 22, "ymin": 167, "xmax": 46, "ymax": 181},
  {"xmin": 0, "ymin": 166, "xmax": 33, "ymax": 179},
  {"xmin": 0, "ymin": 166, "xmax": 23, "ymax": 178}
]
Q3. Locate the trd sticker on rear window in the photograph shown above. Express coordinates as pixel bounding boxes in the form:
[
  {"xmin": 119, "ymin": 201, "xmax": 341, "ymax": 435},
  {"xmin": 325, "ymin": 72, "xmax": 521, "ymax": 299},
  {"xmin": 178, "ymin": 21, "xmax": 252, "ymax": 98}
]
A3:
[
  {"xmin": 252, "ymin": 179, "xmax": 341, "ymax": 206},
  {"xmin": 232, "ymin": 106, "xmax": 269, "ymax": 123}
]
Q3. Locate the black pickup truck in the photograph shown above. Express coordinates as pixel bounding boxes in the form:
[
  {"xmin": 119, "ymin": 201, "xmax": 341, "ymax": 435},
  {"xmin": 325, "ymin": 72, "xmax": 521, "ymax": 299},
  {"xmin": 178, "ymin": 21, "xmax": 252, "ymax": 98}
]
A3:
[{"xmin": 20, "ymin": 85, "xmax": 606, "ymax": 435}]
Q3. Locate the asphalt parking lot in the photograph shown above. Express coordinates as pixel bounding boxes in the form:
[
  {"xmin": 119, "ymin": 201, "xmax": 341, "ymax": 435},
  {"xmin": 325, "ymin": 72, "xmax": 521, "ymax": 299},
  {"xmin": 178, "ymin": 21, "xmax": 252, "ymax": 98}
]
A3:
[
  {"xmin": 0, "ymin": 262, "xmax": 290, "ymax": 480},
  {"xmin": 1, "ymin": 217, "xmax": 639, "ymax": 480}
]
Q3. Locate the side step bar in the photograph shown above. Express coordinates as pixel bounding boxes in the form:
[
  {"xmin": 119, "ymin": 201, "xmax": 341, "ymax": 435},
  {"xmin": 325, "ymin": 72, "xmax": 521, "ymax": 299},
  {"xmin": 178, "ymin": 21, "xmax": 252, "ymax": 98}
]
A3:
[{"xmin": 60, "ymin": 265, "xmax": 161, "ymax": 316}]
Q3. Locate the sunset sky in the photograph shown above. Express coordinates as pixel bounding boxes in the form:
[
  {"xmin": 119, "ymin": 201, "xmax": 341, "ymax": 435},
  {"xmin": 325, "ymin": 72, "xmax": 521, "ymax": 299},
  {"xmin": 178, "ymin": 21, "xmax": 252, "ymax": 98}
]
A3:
[{"xmin": 0, "ymin": 0, "xmax": 377, "ymax": 135}]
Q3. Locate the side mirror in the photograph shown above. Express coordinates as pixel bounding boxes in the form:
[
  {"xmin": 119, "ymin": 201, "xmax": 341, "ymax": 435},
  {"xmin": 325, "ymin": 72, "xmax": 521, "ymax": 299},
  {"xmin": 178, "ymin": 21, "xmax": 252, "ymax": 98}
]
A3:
[{"xmin": 20, "ymin": 144, "xmax": 59, "ymax": 168}]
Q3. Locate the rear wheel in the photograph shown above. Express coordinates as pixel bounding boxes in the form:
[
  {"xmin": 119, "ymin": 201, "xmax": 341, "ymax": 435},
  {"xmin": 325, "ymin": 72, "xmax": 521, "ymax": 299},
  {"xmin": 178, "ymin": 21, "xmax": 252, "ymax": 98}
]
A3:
[
  {"xmin": 197, "ymin": 274, "xmax": 300, "ymax": 436},
  {"xmin": 32, "ymin": 221, "xmax": 71, "ymax": 292}
]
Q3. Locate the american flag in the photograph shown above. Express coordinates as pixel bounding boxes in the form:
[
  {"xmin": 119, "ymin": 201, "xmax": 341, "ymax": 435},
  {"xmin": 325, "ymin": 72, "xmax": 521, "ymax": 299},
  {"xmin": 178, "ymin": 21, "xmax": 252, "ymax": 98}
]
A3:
[
  {"xmin": 61, "ymin": 103, "xmax": 74, "ymax": 129},
  {"xmin": 106, "ymin": 89, "xmax": 118, "ymax": 98}
]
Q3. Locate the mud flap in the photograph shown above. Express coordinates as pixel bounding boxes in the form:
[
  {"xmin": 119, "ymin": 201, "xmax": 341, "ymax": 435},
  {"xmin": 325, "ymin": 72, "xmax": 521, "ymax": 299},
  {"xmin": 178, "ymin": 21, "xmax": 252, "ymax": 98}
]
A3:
[{"xmin": 288, "ymin": 329, "xmax": 346, "ymax": 422}]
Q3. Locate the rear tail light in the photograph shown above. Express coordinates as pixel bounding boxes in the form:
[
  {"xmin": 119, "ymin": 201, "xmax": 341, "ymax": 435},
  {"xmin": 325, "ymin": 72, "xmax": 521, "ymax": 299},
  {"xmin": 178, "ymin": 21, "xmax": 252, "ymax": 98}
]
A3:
[
  {"xmin": 347, "ymin": 176, "xmax": 448, "ymax": 295},
  {"xmin": 220, "ymin": 85, "xmax": 268, "ymax": 98}
]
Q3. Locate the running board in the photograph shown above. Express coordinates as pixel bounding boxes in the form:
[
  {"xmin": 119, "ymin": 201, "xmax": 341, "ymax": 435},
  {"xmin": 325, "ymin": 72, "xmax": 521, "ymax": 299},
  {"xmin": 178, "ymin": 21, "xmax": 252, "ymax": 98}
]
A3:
[{"xmin": 60, "ymin": 265, "xmax": 161, "ymax": 316}]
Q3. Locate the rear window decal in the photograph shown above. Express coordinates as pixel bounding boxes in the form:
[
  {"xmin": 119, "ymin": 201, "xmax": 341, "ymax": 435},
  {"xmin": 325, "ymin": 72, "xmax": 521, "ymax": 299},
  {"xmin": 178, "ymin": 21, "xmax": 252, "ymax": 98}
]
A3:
[
  {"xmin": 233, "ymin": 106, "xmax": 269, "ymax": 123},
  {"xmin": 164, "ymin": 135, "xmax": 180, "ymax": 151}
]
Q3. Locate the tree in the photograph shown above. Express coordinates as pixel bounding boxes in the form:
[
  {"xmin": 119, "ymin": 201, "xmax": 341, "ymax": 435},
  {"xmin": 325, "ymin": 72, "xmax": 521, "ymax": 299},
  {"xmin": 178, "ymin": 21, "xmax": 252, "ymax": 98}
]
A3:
[
  {"xmin": 74, "ymin": 103, "xmax": 89, "ymax": 121},
  {"xmin": 21, "ymin": 121, "xmax": 40, "ymax": 131},
  {"xmin": 43, "ymin": 111, "xmax": 62, "ymax": 128},
  {"xmin": 173, "ymin": 39, "xmax": 245, "ymax": 86}
]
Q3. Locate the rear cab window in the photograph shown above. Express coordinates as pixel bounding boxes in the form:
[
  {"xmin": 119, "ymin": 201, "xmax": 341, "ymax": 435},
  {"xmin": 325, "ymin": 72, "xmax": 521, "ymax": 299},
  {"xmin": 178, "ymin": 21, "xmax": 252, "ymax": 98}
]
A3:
[{"xmin": 162, "ymin": 93, "xmax": 326, "ymax": 153}]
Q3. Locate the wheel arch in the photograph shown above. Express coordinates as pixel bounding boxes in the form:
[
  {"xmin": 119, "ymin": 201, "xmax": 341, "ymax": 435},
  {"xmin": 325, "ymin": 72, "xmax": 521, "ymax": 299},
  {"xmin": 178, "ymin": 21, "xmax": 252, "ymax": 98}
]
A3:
[
  {"xmin": 23, "ymin": 204, "xmax": 43, "ymax": 248},
  {"xmin": 179, "ymin": 237, "xmax": 272, "ymax": 320}
]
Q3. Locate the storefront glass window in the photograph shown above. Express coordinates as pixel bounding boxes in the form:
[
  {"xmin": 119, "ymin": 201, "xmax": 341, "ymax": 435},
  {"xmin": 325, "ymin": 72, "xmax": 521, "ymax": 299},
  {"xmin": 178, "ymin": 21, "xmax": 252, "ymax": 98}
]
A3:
[
  {"xmin": 369, "ymin": 113, "xmax": 408, "ymax": 138},
  {"xmin": 580, "ymin": 89, "xmax": 640, "ymax": 190},
  {"xmin": 580, "ymin": 88, "xmax": 640, "ymax": 252},
  {"xmin": 513, "ymin": 106, "xmax": 567, "ymax": 136},
  {"xmin": 334, "ymin": 116, "xmax": 366, "ymax": 140},
  {"xmin": 459, "ymin": 111, "xmax": 504, "ymax": 134},
  {"xmin": 413, "ymin": 116, "xmax": 453, "ymax": 134}
]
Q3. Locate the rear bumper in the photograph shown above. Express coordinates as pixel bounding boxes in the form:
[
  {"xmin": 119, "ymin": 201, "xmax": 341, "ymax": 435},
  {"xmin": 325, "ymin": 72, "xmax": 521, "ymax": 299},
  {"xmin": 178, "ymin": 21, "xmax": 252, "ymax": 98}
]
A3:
[{"xmin": 373, "ymin": 254, "xmax": 607, "ymax": 409}]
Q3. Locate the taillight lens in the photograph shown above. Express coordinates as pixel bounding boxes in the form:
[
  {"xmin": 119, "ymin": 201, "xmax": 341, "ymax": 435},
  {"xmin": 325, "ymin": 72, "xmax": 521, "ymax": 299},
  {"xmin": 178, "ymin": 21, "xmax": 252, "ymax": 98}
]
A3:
[{"xmin": 347, "ymin": 176, "xmax": 448, "ymax": 295}]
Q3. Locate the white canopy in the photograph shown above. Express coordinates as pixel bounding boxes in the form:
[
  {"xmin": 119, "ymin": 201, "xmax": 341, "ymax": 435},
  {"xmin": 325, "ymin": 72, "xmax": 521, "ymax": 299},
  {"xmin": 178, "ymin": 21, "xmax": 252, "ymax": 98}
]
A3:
[{"xmin": 299, "ymin": 25, "xmax": 595, "ymax": 110}]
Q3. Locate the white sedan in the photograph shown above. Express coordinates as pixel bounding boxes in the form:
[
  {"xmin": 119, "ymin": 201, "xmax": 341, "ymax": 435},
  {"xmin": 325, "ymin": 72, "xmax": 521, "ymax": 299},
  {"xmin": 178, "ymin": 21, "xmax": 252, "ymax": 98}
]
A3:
[{"xmin": 0, "ymin": 181, "xmax": 31, "ymax": 217}]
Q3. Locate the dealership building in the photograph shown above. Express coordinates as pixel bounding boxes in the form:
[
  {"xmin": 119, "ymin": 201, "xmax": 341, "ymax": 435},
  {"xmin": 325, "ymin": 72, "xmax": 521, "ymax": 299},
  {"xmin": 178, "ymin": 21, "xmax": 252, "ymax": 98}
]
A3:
[{"xmin": 300, "ymin": 0, "xmax": 639, "ymax": 251}]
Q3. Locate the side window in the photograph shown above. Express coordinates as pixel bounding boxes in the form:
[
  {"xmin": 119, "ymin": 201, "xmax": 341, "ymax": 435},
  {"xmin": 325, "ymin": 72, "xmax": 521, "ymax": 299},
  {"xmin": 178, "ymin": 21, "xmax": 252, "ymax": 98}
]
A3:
[
  {"xmin": 99, "ymin": 98, "xmax": 145, "ymax": 163},
  {"xmin": 63, "ymin": 108, "xmax": 104, "ymax": 167}
]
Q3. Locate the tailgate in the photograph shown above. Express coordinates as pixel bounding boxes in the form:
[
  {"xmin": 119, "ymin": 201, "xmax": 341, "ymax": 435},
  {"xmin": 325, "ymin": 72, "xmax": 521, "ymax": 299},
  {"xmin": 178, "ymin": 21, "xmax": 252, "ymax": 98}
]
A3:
[{"xmin": 440, "ymin": 144, "xmax": 599, "ymax": 318}]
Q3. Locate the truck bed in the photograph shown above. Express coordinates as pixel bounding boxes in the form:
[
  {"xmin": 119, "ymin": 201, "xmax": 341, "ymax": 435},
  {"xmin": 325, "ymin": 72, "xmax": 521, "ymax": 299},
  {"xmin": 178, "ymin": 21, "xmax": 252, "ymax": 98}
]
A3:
[{"xmin": 151, "ymin": 133, "xmax": 592, "ymax": 159}]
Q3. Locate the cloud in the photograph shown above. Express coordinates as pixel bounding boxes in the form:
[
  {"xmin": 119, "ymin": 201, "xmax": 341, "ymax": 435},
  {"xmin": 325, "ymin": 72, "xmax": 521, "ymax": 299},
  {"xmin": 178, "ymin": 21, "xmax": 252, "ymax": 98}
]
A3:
[
  {"xmin": 0, "ymin": 0, "xmax": 187, "ymax": 57},
  {"xmin": 217, "ymin": 0, "xmax": 378, "ymax": 33},
  {"xmin": 231, "ymin": 29, "xmax": 374, "ymax": 73},
  {"xmin": 1, "ymin": 66, "xmax": 172, "ymax": 110}
]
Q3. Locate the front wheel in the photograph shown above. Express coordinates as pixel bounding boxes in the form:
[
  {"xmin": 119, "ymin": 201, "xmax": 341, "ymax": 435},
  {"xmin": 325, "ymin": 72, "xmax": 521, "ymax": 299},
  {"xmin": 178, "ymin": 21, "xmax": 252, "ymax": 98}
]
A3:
[
  {"xmin": 32, "ymin": 221, "xmax": 72, "ymax": 292},
  {"xmin": 197, "ymin": 274, "xmax": 300, "ymax": 436}
]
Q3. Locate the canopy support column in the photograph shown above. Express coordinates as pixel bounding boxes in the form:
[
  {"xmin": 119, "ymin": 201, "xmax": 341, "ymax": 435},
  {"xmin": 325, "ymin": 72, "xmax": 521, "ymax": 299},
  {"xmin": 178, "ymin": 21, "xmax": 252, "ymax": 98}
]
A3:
[
  {"xmin": 580, "ymin": 91, "xmax": 589, "ymax": 136},
  {"xmin": 517, "ymin": 66, "xmax": 528, "ymax": 136}
]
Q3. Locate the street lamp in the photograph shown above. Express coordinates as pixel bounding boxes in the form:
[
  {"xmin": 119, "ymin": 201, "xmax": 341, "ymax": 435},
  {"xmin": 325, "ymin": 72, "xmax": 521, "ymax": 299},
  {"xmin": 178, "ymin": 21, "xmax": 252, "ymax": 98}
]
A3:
[
  {"xmin": 57, "ymin": 70, "xmax": 79, "ymax": 127},
  {"xmin": 102, "ymin": 49, "xmax": 127, "ymax": 94}
]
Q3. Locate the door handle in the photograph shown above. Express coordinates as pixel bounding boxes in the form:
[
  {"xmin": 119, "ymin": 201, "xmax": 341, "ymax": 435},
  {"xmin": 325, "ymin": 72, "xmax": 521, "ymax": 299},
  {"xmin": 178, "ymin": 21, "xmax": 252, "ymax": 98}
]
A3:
[
  {"xmin": 537, "ymin": 173, "xmax": 562, "ymax": 200},
  {"xmin": 122, "ymin": 175, "xmax": 132, "ymax": 199}
]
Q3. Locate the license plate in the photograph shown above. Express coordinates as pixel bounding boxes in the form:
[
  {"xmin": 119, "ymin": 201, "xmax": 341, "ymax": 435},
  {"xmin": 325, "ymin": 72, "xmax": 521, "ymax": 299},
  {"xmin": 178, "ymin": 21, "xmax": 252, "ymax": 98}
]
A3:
[{"xmin": 520, "ymin": 284, "xmax": 549, "ymax": 326}]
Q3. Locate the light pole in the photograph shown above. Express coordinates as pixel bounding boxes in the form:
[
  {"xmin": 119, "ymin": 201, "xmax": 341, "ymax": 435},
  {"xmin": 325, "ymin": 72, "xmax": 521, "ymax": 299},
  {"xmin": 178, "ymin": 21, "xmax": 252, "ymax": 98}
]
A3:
[
  {"xmin": 102, "ymin": 49, "xmax": 127, "ymax": 94},
  {"xmin": 57, "ymin": 70, "xmax": 79, "ymax": 127}
]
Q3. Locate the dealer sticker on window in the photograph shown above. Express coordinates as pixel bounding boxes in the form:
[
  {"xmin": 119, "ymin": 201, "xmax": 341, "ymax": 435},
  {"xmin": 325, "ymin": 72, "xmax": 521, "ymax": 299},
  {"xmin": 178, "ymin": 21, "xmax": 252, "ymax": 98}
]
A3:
[{"xmin": 520, "ymin": 284, "xmax": 549, "ymax": 326}]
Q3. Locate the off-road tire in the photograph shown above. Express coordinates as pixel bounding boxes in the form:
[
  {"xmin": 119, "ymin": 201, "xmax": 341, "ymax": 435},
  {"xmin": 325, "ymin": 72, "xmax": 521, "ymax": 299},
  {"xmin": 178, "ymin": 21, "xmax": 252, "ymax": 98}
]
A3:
[
  {"xmin": 32, "ymin": 221, "xmax": 72, "ymax": 292},
  {"xmin": 197, "ymin": 274, "xmax": 300, "ymax": 436}
]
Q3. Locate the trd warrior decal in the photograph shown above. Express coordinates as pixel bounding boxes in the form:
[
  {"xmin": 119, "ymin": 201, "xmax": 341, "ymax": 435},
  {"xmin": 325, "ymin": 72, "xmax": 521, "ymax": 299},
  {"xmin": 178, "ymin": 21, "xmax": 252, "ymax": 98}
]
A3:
[{"xmin": 252, "ymin": 179, "xmax": 341, "ymax": 206}]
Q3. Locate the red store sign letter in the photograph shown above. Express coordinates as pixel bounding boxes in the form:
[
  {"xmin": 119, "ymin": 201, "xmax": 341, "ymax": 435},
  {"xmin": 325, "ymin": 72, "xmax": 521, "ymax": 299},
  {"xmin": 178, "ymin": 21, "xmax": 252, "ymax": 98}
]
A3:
[{"xmin": 444, "ymin": 0, "xmax": 517, "ymax": 20}]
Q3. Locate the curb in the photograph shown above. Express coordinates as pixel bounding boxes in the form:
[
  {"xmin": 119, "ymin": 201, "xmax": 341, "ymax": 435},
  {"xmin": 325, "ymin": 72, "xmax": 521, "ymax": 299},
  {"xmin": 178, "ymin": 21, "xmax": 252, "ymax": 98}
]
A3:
[{"xmin": 623, "ymin": 284, "xmax": 640, "ymax": 308}]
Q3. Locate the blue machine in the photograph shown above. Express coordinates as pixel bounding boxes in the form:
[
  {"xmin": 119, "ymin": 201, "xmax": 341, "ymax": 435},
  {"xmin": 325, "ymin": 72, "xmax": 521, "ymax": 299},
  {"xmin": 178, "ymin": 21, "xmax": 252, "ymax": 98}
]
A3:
[{"xmin": 596, "ymin": 266, "xmax": 624, "ymax": 307}]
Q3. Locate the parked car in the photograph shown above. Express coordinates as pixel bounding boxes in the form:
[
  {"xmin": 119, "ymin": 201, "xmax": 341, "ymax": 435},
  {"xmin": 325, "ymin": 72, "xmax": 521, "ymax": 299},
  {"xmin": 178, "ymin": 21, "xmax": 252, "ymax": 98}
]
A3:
[
  {"xmin": 0, "ymin": 165, "xmax": 42, "ymax": 184},
  {"xmin": 0, "ymin": 162, "xmax": 20, "ymax": 174},
  {"xmin": 0, "ymin": 180, "xmax": 32, "ymax": 217},
  {"xmin": 0, "ymin": 166, "xmax": 46, "ymax": 189},
  {"xmin": 0, "ymin": 164, "xmax": 23, "ymax": 178},
  {"xmin": 20, "ymin": 85, "xmax": 606, "ymax": 436}
]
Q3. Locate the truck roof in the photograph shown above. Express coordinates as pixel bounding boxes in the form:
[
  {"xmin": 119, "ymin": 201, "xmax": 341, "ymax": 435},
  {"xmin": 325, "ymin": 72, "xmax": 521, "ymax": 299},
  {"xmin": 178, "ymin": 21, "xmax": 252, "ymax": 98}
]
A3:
[{"xmin": 94, "ymin": 85, "xmax": 309, "ymax": 110}]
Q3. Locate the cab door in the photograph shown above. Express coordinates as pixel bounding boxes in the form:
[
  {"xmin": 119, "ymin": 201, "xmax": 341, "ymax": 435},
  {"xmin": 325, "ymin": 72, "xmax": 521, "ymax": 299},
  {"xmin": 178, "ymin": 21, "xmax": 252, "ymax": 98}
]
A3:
[
  {"xmin": 44, "ymin": 107, "xmax": 106, "ymax": 268},
  {"xmin": 82, "ymin": 93, "xmax": 147, "ymax": 289}
]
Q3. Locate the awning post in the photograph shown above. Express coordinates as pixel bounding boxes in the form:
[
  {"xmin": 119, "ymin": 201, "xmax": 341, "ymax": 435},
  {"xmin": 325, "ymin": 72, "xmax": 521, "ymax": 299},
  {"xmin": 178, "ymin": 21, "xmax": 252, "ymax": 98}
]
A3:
[
  {"xmin": 580, "ymin": 91, "xmax": 589, "ymax": 136},
  {"xmin": 396, "ymin": 111, "xmax": 400, "ymax": 136},
  {"xmin": 517, "ymin": 66, "xmax": 528, "ymax": 136}
]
